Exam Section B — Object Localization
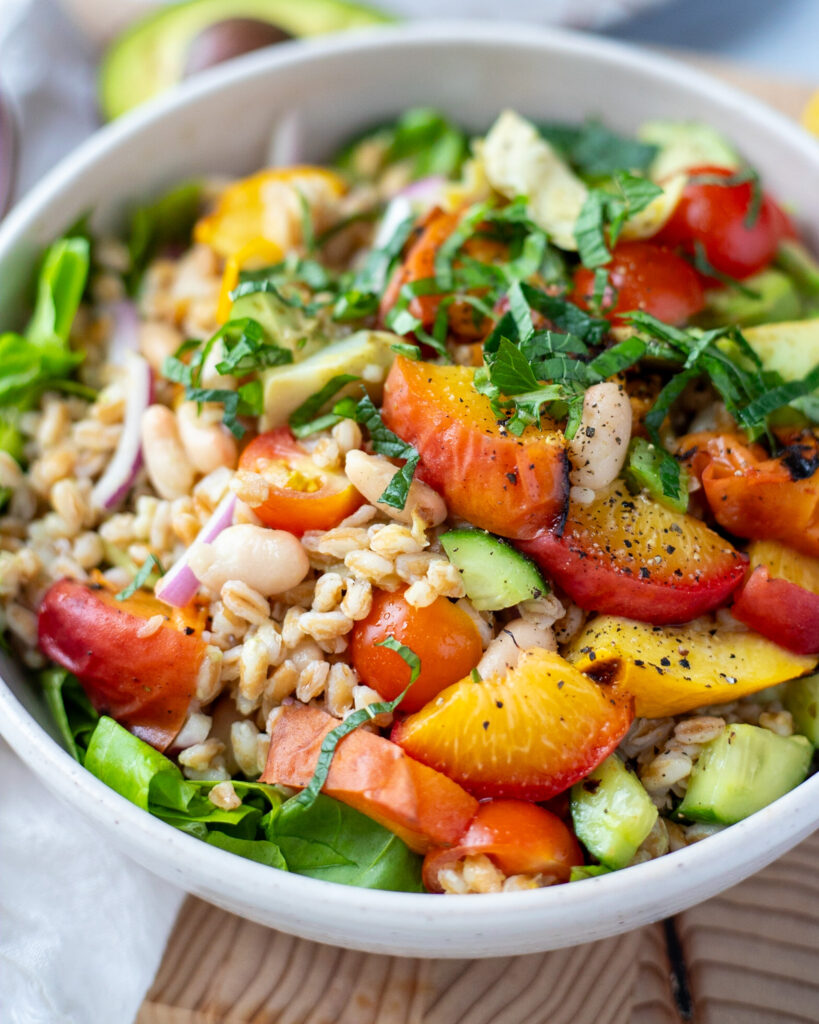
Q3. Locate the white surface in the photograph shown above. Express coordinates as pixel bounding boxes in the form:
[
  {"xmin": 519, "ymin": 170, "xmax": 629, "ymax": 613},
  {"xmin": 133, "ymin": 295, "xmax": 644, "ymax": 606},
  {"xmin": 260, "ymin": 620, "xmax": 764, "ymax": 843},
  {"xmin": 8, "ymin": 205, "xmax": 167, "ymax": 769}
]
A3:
[
  {"xmin": 0, "ymin": 22, "xmax": 818, "ymax": 972},
  {"xmin": 0, "ymin": 741, "xmax": 184, "ymax": 1024}
]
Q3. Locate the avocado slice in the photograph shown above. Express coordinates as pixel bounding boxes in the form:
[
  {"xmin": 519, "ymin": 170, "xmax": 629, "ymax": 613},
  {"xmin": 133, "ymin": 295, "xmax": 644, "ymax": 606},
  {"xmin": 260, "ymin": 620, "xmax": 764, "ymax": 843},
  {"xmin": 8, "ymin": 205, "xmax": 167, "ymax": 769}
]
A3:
[
  {"xmin": 696, "ymin": 268, "xmax": 802, "ymax": 328},
  {"xmin": 743, "ymin": 319, "xmax": 819, "ymax": 383},
  {"xmin": 261, "ymin": 330, "xmax": 397, "ymax": 429},
  {"xmin": 776, "ymin": 239, "xmax": 819, "ymax": 307},
  {"xmin": 637, "ymin": 120, "xmax": 740, "ymax": 181},
  {"xmin": 231, "ymin": 291, "xmax": 327, "ymax": 362},
  {"xmin": 100, "ymin": 0, "xmax": 393, "ymax": 121}
]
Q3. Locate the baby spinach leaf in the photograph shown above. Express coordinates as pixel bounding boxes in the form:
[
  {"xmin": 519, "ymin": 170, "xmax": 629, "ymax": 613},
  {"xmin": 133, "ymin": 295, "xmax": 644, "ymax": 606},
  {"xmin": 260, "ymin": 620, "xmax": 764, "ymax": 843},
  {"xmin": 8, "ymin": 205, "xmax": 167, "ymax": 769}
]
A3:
[
  {"xmin": 26, "ymin": 237, "xmax": 90, "ymax": 347},
  {"xmin": 39, "ymin": 667, "xmax": 99, "ymax": 763},
  {"xmin": 85, "ymin": 716, "xmax": 183, "ymax": 810},
  {"xmin": 266, "ymin": 794, "xmax": 424, "ymax": 891},
  {"xmin": 205, "ymin": 830, "xmax": 287, "ymax": 870}
]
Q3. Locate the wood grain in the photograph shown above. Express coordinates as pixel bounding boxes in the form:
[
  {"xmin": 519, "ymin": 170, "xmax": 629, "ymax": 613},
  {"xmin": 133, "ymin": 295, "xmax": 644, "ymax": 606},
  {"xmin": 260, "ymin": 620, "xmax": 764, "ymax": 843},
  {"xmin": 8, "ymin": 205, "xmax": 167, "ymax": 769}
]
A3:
[{"xmin": 139, "ymin": 56, "xmax": 819, "ymax": 1024}]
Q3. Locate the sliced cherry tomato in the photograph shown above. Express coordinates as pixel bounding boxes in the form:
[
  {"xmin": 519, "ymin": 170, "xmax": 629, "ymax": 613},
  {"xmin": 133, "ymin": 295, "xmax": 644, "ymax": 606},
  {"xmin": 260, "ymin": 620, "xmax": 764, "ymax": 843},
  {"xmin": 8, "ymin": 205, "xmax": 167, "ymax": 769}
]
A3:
[
  {"xmin": 382, "ymin": 356, "xmax": 569, "ymax": 540},
  {"xmin": 238, "ymin": 426, "xmax": 363, "ymax": 535},
  {"xmin": 571, "ymin": 241, "xmax": 705, "ymax": 326},
  {"xmin": 392, "ymin": 648, "xmax": 633, "ymax": 801},
  {"xmin": 350, "ymin": 588, "xmax": 483, "ymax": 712},
  {"xmin": 732, "ymin": 541, "xmax": 819, "ymax": 655},
  {"xmin": 422, "ymin": 799, "xmax": 583, "ymax": 892},
  {"xmin": 37, "ymin": 579, "xmax": 204, "ymax": 750},
  {"xmin": 655, "ymin": 164, "xmax": 793, "ymax": 280},
  {"xmin": 519, "ymin": 481, "xmax": 746, "ymax": 625},
  {"xmin": 694, "ymin": 432, "xmax": 819, "ymax": 558},
  {"xmin": 261, "ymin": 703, "xmax": 479, "ymax": 853}
]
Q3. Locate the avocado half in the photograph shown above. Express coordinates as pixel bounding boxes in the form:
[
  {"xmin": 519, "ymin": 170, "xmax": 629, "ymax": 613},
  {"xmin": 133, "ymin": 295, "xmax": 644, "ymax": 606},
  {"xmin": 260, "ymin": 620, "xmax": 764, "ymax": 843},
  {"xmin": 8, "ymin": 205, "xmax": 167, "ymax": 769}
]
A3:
[{"xmin": 99, "ymin": 0, "xmax": 393, "ymax": 121}]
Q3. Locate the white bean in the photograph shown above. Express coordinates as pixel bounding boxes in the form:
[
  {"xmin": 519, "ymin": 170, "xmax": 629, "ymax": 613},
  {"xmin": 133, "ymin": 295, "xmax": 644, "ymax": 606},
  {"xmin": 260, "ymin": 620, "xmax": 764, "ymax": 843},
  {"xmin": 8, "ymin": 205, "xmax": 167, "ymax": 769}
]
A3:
[
  {"xmin": 345, "ymin": 450, "xmax": 447, "ymax": 526},
  {"xmin": 568, "ymin": 381, "xmax": 632, "ymax": 490},
  {"xmin": 140, "ymin": 404, "xmax": 196, "ymax": 500},
  {"xmin": 138, "ymin": 321, "xmax": 183, "ymax": 373},
  {"xmin": 177, "ymin": 401, "xmax": 238, "ymax": 474},
  {"xmin": 188, "ymin": 524, "xmax": 309, "ymax": 597},
  {"xmin": 477, "ymin": 617, "xmax": 556, "ymax": 678}
]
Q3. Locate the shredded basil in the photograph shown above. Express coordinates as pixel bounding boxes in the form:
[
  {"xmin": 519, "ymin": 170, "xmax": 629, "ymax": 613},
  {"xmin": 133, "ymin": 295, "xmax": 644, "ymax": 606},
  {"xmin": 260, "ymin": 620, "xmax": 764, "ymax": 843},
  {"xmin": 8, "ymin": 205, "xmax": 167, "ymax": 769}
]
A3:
[
  {"xmin": 538, "ymin": 119, "xmax": 658, "ymax": 176},
  {"xmin": 115, "ymin": 554, "xmax": 164, "ymax": 601},
  {"xmin": 575, "ymin": 172, "xmax": 663, "ymax": 268},
  {"xmin": 287, "ymin": 373, "xmax": 361, "ymax": 438}
]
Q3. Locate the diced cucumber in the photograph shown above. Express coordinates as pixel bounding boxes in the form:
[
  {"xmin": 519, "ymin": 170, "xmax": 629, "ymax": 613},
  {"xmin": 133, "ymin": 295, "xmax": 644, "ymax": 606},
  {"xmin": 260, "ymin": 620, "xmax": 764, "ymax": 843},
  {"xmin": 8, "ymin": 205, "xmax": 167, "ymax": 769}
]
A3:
[
  {"xmin": 569, "ymin": 864, "xmax": 611, "ymax": 882},
  {"xmin": 439, "ymin": 529, "xmax": 548, "ymax": 611},
  {"xmin": 623, "ymin": 438, "xmax": 689, "ymax": 514},
  {"xmin": 570, "ymin": 754, "xmax": 658, "ymax": 869},
  {"xmin": 784, "ymin": 674, "xmax": 819, "ymax": 746},
  {"xmin": 679, "ymin": 723, "xmax": 812, "ymax": 825}
]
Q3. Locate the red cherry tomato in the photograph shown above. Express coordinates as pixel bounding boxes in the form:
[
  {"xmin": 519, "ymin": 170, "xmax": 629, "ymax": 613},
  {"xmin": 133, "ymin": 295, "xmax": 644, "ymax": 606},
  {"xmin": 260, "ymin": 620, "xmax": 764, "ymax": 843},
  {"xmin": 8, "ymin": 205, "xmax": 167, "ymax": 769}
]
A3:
[
  {"xmin": 238, "ymin": 427, "xmax": 363, "ymax": 536},
  {"xmin": 655, "ymin": 164, "xmax": 793, "ymax": 280},
  {"xmin": 422, "ymin": 799, "xmax": 583, "ymax": 892},
  {"xmin": 350, "ymin": 588, "xmax": 482, "ymax": 712},
  {"xmin": 571, "ymin": 241, "xmax": 705, "ymax": 326}
]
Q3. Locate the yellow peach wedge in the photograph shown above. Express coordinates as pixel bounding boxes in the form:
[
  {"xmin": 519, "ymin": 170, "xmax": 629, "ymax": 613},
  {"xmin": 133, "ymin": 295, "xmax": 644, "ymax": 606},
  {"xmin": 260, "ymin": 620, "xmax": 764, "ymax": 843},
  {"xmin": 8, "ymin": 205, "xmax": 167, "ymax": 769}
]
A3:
[{"xmin": 567, "ymin": 615, "xmax": 817, "ymax": 718}]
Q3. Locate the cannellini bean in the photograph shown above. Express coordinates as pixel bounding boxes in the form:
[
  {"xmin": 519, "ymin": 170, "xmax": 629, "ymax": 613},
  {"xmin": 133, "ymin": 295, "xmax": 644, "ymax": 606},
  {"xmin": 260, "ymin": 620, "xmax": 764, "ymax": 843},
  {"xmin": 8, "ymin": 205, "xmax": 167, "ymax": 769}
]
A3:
[
  {"xmin": 345, "ymin": 450, "xmax": 446, "ymax": 526},
  {"xmin": 138, "ymin": 320, "xmax": 183, "ymax": 373},
  {"xmin": 140, "ymin": 404, "xmax": 196, "ymax": 500},
  {"xmin": 177, "ymin": 401, "xmax": 238, "ymax": 474},
  {"xmin": 477, "ymin": 617, "xmax": 556, "ymax": 678},
  {"xmin": 567, "ymin": 381, "xmax": 632, "ymax": 490},
  {"xmin": 188, "ymin": 524, "xmax": 309, "ymax": 597}
]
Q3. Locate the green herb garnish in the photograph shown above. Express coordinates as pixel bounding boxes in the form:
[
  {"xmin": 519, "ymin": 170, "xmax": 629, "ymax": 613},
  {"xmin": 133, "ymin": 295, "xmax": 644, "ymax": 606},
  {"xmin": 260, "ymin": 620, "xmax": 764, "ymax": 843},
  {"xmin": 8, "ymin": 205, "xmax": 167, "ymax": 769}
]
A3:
[
  {"xmin": 575, "ymin": 172, "xmax": 663, "ymax": 268},
  {"xmin": 115, "ymin": 554, "xmax": 163, "ymax": 601},
  {"xmin": 288, "ymin": 373, "xmax": 361, "ymax": 438}
]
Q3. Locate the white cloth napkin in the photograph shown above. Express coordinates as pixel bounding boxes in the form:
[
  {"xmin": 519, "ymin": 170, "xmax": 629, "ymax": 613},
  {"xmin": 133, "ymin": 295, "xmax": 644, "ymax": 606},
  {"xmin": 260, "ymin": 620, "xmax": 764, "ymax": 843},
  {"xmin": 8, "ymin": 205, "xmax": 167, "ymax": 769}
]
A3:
[{"xmin": 0, "ymin": 741, "xmax": 184, "ymax": 1024}]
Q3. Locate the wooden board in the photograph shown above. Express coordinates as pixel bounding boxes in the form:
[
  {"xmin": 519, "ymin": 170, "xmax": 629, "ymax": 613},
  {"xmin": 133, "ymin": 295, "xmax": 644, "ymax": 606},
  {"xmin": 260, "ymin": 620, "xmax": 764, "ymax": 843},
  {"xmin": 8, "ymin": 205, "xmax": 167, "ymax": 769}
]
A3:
[{"xmin": 138, "ymin": 58, "xmax": 819, "ymax": 1024}]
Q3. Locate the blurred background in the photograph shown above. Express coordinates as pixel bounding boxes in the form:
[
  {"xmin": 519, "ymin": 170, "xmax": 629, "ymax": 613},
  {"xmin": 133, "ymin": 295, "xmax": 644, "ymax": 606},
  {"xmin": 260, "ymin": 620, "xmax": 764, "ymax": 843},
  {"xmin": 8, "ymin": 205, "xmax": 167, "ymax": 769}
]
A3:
[{"xmin": 0, "ymin": 0, "xmax": 817, "ymax": 214}]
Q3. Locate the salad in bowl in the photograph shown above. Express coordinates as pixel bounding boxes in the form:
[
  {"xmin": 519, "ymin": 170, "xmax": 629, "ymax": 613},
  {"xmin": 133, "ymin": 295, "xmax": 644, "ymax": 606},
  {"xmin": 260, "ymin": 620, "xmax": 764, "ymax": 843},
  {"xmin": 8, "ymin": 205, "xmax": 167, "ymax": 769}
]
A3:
[{"xmin": 4, "ymin": 105, "xmax": 819, "ymax": 896}]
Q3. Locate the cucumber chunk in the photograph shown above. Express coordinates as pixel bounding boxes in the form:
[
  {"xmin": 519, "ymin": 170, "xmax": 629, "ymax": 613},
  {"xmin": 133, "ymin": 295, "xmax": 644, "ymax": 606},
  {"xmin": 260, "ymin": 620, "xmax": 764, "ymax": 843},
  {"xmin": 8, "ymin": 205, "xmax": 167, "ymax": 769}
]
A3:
[
  {"xmin": 623, "ymin": 438, "xmax": 689, "ymax": 514},
  {"xmin": 679, "ymin": 723, "xmax": 812, "ymax": 825},
  {"xmin": 784, "ymin": 674, "xmax": 819, "ymax": 746},
  {"xmin": 570, "ymin": 755, "xmax": 658, "ymax": 869},
  {"xmin": 439, "ymin": 529, "xmax": 548, "ymax": 611}
]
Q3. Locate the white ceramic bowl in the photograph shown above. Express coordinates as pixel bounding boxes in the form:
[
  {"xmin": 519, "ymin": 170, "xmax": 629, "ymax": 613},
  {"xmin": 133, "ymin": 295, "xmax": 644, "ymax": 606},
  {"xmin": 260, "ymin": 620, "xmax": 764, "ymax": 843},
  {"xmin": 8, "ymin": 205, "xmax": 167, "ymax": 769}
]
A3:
[{"xmin": 1, "ymin": 21, "xmax": 818, "ymax": 958}]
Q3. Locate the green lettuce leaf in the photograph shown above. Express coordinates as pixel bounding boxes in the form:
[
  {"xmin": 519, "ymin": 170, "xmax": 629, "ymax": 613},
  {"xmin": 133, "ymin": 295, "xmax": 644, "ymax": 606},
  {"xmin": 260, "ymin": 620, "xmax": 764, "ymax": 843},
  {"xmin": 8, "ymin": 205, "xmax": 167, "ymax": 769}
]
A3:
[{"xmin": 265, "ymin": 794, "xmax": 424, "ymax": 891}]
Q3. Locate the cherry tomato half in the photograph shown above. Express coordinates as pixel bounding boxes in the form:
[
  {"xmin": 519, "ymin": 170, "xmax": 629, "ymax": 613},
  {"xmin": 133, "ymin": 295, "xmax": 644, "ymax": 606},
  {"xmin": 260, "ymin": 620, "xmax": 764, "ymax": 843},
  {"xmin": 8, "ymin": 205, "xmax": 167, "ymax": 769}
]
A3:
[
  {"xmin": 571, "ymin": 241, "xmax": 705, "ymax": 326},
  {"xmin": 422, "ymin": 799, "xmax": 583, "ymax": 892},
  {"xmin": 350, "ymin": 588, "xmax": 483, "ymax": 713},
  {"xmin": 655, "ymin": 164, "xmax": 793, "ymax": 280},
  {"xmin": 238, "ymin": 427, "xmax": 363, "ymax": 535}
]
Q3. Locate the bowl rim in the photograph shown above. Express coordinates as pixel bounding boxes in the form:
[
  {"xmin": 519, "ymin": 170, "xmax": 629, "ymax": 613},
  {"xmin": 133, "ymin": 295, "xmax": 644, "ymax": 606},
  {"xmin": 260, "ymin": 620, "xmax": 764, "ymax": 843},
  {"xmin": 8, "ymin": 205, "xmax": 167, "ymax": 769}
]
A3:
[{"xmin": 1, "ymin": 19, "xmax": 818, "ymax": 947}]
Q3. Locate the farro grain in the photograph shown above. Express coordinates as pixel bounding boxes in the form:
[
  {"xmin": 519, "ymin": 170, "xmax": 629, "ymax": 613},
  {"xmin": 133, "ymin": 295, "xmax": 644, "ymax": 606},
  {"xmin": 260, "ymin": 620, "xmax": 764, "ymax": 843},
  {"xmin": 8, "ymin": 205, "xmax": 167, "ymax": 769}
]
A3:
[
  {"xmin": 759, "ymin": 710, "xmax": 794, "ymax": 736},
  {"xmin": 221, "ymin": 579, "xmax": 271, "ymax": 626},
  {"xmin": 461, "ymin": 854, "xmax": 504, "ymax": 894},
  {"xmin": 331, "ymin": 419, "xmax": 362, "ymax": 455},
  {"xmin": 208, "ymin": 780, "xmax": 241, "ymax": 810},
  {"xmin": 296, "ymin": 660, "xmax": 331, "ymax": 703},
  {"xmin": 196, "ymin": 645, "xmax": 224, "ymax": 703},
  {"xmin": 312, "ymin": 572, "xmax": 344, "ymax": 612},
  {"xmin": 136, "ymin": 614, "xmax": 165, "ymax": 639},
  {"xmin": 339, "ymin": 578, "xmax": 372, "ymax": 621},
  {"xmin": 231, "ymin": 719, "xmax": 263, "ymax": 777},
  {"xmin": 298, "ymin": 609, "xmax": 354, "ymax": 643}
]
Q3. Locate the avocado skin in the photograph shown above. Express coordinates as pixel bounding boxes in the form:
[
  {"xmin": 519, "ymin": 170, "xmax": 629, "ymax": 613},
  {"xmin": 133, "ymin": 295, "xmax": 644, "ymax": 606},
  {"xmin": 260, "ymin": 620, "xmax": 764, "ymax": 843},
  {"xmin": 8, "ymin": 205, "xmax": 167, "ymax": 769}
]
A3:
[
  {"xmin": 695, "ymin": 268, "xmax": 802, "ymax": 328},
  {"xmin": 100, "ymin": 0, "xmax": 394, "ymax": 121}
]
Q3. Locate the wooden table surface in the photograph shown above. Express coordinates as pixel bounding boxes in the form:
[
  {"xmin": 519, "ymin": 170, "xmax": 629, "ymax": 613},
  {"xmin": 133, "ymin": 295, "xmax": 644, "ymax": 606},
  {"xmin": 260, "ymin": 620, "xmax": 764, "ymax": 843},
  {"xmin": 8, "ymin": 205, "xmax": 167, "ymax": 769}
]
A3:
[{"xmin": 138, "ymin": 57, "xmax": 818, "ymax": 1024}]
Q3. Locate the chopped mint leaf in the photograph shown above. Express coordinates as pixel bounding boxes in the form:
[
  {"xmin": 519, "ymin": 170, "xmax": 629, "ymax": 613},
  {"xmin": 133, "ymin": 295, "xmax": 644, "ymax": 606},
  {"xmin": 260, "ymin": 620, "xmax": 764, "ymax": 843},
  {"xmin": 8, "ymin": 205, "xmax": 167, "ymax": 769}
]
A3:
[{"xmin": 115, "ymin": 554, "xmax": 164, "ymax": 601}]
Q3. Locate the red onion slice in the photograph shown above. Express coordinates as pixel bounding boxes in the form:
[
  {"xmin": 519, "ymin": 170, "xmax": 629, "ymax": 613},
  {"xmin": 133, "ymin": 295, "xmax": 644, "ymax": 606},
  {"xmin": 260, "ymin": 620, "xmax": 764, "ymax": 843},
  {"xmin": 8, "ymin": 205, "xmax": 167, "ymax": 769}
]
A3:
[
  {"xmin": 397, "ymin": 175, "xmax": 446, "ymax": 204},
  {"xmin": 0, "ymin": 86, "xmax": 17, "ymax": 217},
  {"xmin": 106, "ymin": 300, "xmax": 140, "ymax": 366},
  {"xmin": 155, "ymin": 493, "xmax": 237, "ymax": 607},
  {"xmin": 91, "ymin": 352, "xmax": 153, "ymax": 510}
]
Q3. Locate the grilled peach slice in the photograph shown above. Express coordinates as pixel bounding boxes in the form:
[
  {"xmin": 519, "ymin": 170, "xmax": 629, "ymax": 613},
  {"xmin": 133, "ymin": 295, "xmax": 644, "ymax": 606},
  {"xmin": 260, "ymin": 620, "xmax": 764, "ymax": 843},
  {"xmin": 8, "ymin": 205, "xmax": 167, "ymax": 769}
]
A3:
[
  {"xmin": 519, "ymin": 481, "xmax": 746, "ymax": 624},
  {"xmin": 260, "ymin": 704, "xmax": 479, "ymax": 854},
  {"xmin": 567, "ymin": 614, "xmax": 816, "ymax": 718},
  {"xmin": 37, "ymin": 579, "xmax": 204, "ymax": 751},
  {"xmin": 732, "ymin": 540, "xmax": 819, "ymax": 654},
  {"xmin": 391, "ymin": 648, "xmax": 633, "ymax": 801},
  {"xmin": 381, "ymin": 356, "xmax": 569, "ymax": 539}
]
